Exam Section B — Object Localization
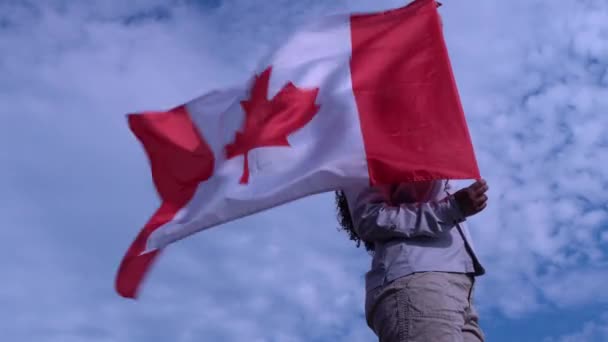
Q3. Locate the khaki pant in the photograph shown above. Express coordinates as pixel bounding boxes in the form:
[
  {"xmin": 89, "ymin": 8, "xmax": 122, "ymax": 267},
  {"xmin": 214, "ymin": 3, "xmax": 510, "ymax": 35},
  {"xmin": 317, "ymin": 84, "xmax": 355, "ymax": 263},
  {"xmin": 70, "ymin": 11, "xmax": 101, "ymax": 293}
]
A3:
[{"xmin": 365, "ymin": 272, "xmax": 484, "ymax": 342}]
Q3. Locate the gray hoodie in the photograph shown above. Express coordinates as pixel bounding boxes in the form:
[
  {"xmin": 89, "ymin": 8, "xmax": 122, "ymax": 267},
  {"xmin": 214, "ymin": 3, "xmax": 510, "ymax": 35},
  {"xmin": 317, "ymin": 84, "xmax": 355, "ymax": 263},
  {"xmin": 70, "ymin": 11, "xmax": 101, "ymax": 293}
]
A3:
[{"xmin": 344, "ymin": 180, "xmax": 485, "ymax": 292}]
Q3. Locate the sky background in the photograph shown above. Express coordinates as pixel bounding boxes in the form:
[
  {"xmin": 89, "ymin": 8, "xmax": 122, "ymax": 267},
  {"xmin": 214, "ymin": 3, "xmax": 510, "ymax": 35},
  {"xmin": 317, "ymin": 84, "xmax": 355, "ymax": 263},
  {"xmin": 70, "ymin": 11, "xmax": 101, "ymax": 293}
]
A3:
[{"xmin": 1, "ymin": 0, "xmax": 607, "ymax": 341}]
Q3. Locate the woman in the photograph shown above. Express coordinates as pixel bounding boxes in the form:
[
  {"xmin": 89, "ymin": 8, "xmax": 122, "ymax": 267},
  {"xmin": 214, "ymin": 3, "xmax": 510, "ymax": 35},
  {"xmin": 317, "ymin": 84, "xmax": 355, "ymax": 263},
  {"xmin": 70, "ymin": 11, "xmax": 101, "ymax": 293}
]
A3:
[{"xmin": 336, "ymin": 179, "xmax": 489, "ymax": 341}]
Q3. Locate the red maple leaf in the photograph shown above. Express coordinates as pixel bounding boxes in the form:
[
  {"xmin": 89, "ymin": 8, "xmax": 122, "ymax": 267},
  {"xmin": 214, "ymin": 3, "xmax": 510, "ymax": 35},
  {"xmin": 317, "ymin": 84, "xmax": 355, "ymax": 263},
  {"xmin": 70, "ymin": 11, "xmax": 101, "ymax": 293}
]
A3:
[{"xmin": 225, "ymin": 66, "xmax": 320, "ymax": 184}]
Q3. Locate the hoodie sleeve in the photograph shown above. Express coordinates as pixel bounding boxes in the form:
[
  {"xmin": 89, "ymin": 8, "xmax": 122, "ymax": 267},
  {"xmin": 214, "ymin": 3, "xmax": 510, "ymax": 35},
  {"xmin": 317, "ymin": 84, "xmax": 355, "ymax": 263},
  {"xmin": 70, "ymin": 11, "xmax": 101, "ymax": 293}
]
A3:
[{"xmin": 345, "ymin": 184, "xmax": 466, "ymax": 242}]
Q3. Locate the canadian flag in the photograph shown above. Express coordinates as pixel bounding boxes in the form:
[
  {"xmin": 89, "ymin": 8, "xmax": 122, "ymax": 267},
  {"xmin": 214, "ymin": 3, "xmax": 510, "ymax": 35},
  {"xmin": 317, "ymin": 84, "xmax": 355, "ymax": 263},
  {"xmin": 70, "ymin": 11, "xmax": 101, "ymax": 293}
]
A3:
[{"xmin": 116, "ymin": 0, "xmax": 480, "ymax": 298}]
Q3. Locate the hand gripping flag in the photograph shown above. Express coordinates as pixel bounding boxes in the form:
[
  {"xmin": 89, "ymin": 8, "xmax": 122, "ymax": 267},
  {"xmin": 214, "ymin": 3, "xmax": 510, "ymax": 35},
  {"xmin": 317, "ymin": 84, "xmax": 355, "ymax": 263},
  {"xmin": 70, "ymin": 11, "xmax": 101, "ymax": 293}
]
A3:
[{"xmin": 116, "ymin": 0, "xmax": 480, "ymax": 298}]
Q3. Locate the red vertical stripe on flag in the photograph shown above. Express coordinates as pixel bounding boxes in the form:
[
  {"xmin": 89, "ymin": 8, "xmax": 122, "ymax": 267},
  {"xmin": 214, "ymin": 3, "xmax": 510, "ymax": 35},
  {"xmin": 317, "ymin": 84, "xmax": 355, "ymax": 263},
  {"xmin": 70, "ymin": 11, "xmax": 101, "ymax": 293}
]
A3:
[
  {"xmin": 350, "ymin": 0, "xmax": 480, "ymax": 185},
  {"xmin": 116, "ymin": 106, "xmax": 214, "ymax": 298}
]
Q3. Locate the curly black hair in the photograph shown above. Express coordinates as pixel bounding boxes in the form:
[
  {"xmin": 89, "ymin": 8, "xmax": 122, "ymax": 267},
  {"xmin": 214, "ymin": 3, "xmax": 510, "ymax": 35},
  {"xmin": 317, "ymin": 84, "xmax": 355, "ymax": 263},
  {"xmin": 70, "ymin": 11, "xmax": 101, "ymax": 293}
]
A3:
[{"xmin": 335, "ymin": 190, "xmax": 374, "ymax": 252}]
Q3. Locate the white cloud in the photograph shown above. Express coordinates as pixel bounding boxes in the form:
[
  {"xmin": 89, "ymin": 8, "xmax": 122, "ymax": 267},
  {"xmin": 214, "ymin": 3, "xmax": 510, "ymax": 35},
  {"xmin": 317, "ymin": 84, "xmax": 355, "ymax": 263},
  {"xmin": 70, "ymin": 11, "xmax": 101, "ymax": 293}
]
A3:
[
  {"xmin": 440, "ymin": 0, "xmax": 608, "ymax": 320},
  {"xmin": 1, "ymin": 0, "xmax": 607, "ymax": 341},
  {"xmin": 1, "ymin": 1, "xmax": 394, "ymax": 340},
  {"xmin": 545, "ymin": 313, "xmax": 608, "ymax": 342}
]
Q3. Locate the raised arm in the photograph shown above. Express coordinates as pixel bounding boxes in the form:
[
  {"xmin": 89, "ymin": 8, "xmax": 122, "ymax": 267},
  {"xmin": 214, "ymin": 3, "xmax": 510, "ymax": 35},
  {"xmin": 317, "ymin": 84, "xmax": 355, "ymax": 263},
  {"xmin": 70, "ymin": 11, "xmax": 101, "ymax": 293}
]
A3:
[{"xmin": 346, "ymin": 180, "xmax": 488, "ymax": 242}]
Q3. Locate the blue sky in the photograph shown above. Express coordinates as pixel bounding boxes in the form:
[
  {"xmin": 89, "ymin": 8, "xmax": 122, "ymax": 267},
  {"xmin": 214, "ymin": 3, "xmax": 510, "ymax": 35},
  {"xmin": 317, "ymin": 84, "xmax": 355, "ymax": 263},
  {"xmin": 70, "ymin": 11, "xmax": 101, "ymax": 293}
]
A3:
[{"xmin": 1, "ymin": 0, "xmax": 607, "ymax": 341}]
